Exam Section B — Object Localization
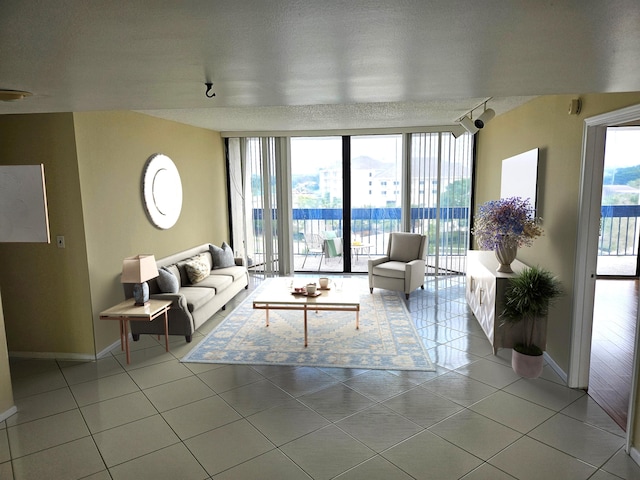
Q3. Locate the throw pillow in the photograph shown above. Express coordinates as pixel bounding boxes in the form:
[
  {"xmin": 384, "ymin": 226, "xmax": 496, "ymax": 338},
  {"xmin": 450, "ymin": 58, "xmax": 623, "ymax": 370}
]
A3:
[
  {"xmin": 185, "ymin": 258, "xmax": 210, "ymax": 284},
  {"xmin": 210, "ymin": 242, "xmax": 235, "ymax": 269},
  {"xmin": 157, "ymin": 267, "xmax": 179, "ymax": 293}
]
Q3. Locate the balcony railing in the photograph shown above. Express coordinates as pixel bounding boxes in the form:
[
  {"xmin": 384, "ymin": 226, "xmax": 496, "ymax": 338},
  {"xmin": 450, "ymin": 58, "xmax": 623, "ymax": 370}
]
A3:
[
  {"xmin": 252, "ymin": 207, "xmax": 471, "ymax": 258},
  {"xmin": 248, "ymin": 204, "xmax": 640, "ymax": 273},
  {"xmin": 599, "ymin": 205, "xmax": 640, "ymax": 256}
]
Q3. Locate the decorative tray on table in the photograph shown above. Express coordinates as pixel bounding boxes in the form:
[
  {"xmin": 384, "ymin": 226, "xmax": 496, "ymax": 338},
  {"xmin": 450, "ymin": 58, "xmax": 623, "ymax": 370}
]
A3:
[{"xmin": 291, "ymin": 290, "xmax": 322, "ymax": 297}]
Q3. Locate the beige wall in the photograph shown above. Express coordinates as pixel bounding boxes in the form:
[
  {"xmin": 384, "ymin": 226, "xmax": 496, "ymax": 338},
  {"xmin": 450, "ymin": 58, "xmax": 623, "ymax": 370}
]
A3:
[
  {"xmin": 475, "ymin": 92, "xmax": 640, "ymax": 373},
  {"xmin": 0, "ymin": 114, "xmax": 94, "ymax": 355},
  {"xmin": 0, "ymin": 111, "xmax": 227, "ymax": 356},
  {"xmin": 0, "ymin": 291, "xmax": 15, "ymax": 416},
  {"xmin": 73, "ymin": 111, "xmax": 228, "ymax": 353}
]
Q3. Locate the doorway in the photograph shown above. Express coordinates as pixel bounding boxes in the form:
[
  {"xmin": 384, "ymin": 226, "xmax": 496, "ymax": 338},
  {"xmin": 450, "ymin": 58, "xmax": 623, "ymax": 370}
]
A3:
[{"xmin": 572, "ymin": 104, "xmax": 640, "ymax": 451}]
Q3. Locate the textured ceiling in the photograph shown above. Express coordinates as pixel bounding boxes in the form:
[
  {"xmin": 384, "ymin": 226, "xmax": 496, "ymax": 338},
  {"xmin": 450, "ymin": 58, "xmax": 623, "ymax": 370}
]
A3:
[{"xmin": 1, "ymin": 1, "xmax": 639, "ymax": 132}]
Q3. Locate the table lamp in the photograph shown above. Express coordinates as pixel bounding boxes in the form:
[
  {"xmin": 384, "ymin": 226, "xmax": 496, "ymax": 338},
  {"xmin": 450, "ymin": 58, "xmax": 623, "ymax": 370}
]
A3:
[{"xmin": 121, "ymin": 254, "xmax": 159, "ymax": 306}]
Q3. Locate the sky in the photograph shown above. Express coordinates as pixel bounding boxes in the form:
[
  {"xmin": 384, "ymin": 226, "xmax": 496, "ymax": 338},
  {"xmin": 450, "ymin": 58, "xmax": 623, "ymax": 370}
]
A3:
[
  {"xmin": 604, "ymin": 126, "xmax": 640, "ymax": 168},
  {"xmin": 290, "ymin": 135, "xmax": 402, "ymax": 174}
]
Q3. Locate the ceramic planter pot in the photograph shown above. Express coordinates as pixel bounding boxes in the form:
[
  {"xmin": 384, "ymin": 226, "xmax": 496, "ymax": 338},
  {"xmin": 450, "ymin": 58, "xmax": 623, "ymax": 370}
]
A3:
[{"xmin": 511, "ymin": 349, "xmax": 544, "ymax": 378}]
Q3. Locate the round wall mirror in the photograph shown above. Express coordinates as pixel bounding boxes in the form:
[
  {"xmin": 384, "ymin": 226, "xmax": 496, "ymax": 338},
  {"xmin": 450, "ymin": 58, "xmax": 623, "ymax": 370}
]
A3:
[{"xmin": 142, "ymin": 153, "xmax": 182, "ymax": 229}]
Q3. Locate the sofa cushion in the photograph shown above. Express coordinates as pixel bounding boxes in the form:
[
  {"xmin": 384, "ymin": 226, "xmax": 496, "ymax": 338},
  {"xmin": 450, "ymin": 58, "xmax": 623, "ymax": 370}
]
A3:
[
  {"xmin": 185, "ymin": 257, "xmax": 210, "ymax": 284},
  {"xmin": 179, "ymin": 286, "xmax": 216, "ymax": 313},
  {"xmin": 389, "ymin": 233, "xmax": 423, "ymax": 262},
  {"xmin": 210, "ymin": 242, "xmax": 235, "ymax": 269},
  {"xmin": 195, "ymin": 274, "xmax": 233, "ymax": 292},
  {"xmin": 212, "ymin": 265, "xmax": 247, "ymax": 282},
  {"xmin": 157, "ymin": 267, "xmax": 179, "ymax": 293}
]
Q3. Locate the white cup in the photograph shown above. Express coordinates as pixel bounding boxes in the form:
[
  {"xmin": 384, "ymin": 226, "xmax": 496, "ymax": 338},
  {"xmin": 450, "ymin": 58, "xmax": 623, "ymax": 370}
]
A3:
[
  {"xmin": 306, "ymin": 283, "xmax": 317, "ymax": 294},
  {"xmin": 319, "ymin": 277, "xmax": 329, "ymax": 289}
]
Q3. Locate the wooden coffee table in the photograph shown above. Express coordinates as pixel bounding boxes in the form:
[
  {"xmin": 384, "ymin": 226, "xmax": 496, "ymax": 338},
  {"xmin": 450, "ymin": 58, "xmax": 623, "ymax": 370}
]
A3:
[{"xmin": 252, "ymin": 278, "xmax": 360, "ymax": 347}]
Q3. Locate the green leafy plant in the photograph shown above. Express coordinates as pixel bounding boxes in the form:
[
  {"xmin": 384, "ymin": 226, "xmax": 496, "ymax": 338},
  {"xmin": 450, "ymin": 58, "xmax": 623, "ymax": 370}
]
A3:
[{"xmin": 501, "ymin": 266, "xmax": 563, "ymax": 356}]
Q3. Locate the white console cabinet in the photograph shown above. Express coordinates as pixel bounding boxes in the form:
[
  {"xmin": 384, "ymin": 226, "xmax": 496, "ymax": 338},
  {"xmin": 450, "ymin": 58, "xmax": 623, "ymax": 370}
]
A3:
[{"xmin": 466, "ymin": 250, "xmax": 545, "ymax": 354}]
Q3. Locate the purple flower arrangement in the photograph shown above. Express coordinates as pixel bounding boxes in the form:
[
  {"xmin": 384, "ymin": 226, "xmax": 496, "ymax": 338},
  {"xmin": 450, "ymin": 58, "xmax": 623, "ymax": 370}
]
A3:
[{"xmin": 472, "ymin": 197, "xmax": 543, "ymax": 250}]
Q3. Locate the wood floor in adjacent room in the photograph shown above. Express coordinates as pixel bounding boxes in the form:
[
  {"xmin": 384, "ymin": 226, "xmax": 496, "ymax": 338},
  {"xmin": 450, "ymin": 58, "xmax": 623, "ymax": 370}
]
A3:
[{"xmin": 590, "ymin": 278, "xmax": 639, "ymax": 430}]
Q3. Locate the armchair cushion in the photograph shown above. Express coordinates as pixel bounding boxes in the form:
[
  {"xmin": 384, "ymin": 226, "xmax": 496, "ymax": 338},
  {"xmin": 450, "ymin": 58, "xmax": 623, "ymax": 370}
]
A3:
[{"xmin": 389, "ymin": 233, "xmax": 424, "ymax": 262}]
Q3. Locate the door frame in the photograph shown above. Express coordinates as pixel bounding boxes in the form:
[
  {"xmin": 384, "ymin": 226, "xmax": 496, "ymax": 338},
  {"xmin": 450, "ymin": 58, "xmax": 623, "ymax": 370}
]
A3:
[{"xmin": 571, "ymin": 103, "xmax": 640, "ymax": 453}]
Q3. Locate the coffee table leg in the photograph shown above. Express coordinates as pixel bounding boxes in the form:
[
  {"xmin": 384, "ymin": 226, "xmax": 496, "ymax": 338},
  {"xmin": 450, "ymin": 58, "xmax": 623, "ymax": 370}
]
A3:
[
  {"xmin": 356, "ymin": 307, "xmax": 360, "ymax": 330},
  {"xmin": 304, "ymin": 308, "xmax": 308, "ymax": 347},
  {"xmin": 265, "ymin": 306, "xmax": 270, "ymax": 327}
]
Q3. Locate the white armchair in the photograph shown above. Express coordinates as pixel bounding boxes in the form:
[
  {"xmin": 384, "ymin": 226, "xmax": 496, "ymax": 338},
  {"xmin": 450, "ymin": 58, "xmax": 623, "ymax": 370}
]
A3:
[{"xmin": 368, "ymin": 232, "xmax": 427, "ymax": 299}]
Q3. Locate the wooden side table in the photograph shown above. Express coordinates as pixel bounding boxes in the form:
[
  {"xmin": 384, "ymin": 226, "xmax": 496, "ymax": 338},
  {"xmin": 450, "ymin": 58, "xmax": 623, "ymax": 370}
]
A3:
[{"xmin": 100, "ymin": 298, "xmax": 172, "ymax": 364}]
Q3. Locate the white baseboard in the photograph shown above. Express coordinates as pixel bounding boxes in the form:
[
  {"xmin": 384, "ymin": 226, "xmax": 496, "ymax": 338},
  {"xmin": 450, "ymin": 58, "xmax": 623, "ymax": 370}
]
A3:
[
  {"xmin": 544, "ymin": 351, "xmax": 568, "ymax": 384},
  {"xmin": 629, "ymin": 446, "xmax": 640, "ymax": 467},
  {"xmin": 9, "ymin": 337, "xmax": 124, "ymax": 363},
  {"xmin": 97, "ymin": 339, "xmax": 121, "ymax": 359},
  {"xmin": 9, "ymin": 351, "xmax": 97, "ymax": 361},
  {"xmin": 0, "ymin": 405, "xmax": 17, "ymax": 422}
]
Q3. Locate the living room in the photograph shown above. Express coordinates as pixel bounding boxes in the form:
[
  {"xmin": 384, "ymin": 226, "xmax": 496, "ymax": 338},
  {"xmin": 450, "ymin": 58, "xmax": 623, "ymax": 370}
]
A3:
[{"xmin": 2, "ymin": 1, "xmax": 640, "ymax": 478}]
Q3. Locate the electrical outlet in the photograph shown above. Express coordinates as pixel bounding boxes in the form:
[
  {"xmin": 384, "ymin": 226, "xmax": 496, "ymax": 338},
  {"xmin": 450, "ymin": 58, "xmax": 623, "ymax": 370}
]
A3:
[{"xmin": 56, "ymin": 236, "xmax": 65, "ymax": 248}]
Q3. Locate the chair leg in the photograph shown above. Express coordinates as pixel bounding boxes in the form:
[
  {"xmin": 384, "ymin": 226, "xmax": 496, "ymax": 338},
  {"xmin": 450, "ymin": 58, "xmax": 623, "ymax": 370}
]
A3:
[
  {"xmin": 302, "ymin": 251, "xmax": 309, "ymax": 268},
  {"xmin": 369, "ymin": 288, "xmax": 373, "ymax": 294}
]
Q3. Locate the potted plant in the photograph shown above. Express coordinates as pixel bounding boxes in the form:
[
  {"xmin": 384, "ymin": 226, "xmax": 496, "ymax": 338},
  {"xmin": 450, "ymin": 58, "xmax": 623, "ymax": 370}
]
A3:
[
  {"xmin": 500, "ymin": 266, "xmax": 563, "ymax": 378},
  {"xmin": 471, "ymin": 197, "xmax": 543, "ymax": 272}
]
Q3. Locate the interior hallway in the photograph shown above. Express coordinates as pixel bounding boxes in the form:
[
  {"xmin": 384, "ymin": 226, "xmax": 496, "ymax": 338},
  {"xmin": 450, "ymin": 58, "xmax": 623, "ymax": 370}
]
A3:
[{"xmin": 590, "ymin": 278, "xmax": 639, "ymax": 430}]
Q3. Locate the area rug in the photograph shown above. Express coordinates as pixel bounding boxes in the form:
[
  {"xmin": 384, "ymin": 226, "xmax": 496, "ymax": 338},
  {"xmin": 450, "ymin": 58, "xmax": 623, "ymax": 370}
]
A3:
[{"xmin": 181, "ymin": 278, "xmax": 434, "ymax": 371}]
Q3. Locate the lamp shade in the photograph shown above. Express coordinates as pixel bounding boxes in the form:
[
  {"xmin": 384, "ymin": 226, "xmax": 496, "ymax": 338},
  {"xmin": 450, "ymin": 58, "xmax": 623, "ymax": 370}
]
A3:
[{"xmin": 121, "ymin": 254, "xmax": 159, "ymax": 284}]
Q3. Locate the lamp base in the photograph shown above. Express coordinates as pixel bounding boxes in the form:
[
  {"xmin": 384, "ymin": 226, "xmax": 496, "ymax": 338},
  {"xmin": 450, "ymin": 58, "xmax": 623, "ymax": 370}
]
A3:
[{"xmin": 132, "ymin": 282, "xmax": 150, "ymax": 306}]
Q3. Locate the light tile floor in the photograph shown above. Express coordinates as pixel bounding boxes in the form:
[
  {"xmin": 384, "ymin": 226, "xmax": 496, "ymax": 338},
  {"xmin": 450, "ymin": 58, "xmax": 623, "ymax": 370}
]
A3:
[{"xmin": 2, "ymin": 275, "xmax": 640, "ymax": 479}]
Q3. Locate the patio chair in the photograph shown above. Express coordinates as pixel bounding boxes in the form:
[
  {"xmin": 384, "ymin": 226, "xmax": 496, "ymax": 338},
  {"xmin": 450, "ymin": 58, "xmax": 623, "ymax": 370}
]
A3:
[
  {"xmin": 368, "ymin": 232, "xmax": 427, "ymax": 299},
  {"xmin": 302, "ymin": 233, "xmax": 325, "ymax": 269}
]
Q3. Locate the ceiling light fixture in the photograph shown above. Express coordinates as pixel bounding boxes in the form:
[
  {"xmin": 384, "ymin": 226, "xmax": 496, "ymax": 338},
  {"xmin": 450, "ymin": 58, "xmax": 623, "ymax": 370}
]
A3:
[
  {"xmin": 204, "ymin": 82, "xmax": 216, "ymax": 98},
  {"xmin": 0, "ymin": 89, "xmax": 32, "ymax": 101},
  {"xmin": 456, "ymin": 97, "xmax": 493, "ymax": 134},
  {"xmin": 474, "ymin": 105, "xmax": 495, "ymax": 129}
]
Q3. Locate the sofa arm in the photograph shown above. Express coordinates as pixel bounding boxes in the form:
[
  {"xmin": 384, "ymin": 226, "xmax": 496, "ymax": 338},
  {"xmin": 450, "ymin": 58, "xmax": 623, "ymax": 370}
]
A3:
[{"xmin": 150, "ymin": 292, "xmax": 189, "ymax": 313}]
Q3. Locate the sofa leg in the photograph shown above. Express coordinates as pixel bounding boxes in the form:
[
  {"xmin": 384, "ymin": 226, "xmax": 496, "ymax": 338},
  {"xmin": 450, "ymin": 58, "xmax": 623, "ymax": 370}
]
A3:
[
  {"xmin": 132, "ymin": 334, "xmax": 140, "ymax": 341},
  {"xmin": 245, "ymin": 285, "xmax": 249, "ymax": 289},
  {"xmin": 185, "ymin": 335, "xmax": 192, "ymax": 343},
  {"xmin": 405, "ymin": 293, "xmax": 410, "ymax": 300},
  {"xmin": 369, "ymin": 288, "xmax": 373, "ymax": 294},
  {"xmin": 222, "ymin": 305, "xmax": 226, "ymax": 311},
  {"xmin": 421, "ymin": 285, "xmax": 424, "ymax": 289}
]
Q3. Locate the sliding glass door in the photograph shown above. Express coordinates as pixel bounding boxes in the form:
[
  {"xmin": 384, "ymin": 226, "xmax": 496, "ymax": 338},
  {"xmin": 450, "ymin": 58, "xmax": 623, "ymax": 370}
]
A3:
[
  {"xmin": 229, "ymin": 132, "xmax": 473, "ymax": 276},
  {"xmin": 410, "ymin": 132, "xmax": 472, "ymax": 274},
  {"xmin": 350, "ymin": 134, "xmax": 403, "ymax": 273},
  {"xmin": 290, "ymin": 137, "xmax": 343, "ymax": 272}
]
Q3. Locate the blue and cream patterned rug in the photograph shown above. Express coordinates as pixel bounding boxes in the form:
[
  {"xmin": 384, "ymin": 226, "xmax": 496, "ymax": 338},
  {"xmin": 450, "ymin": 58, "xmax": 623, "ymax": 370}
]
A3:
[{"xmin": 182, "ymin": 278, "xmax": 434, "ymax": 371}]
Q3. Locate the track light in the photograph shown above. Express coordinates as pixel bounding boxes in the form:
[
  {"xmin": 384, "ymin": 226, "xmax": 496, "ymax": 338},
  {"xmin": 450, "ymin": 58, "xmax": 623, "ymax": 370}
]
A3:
[
  {"xmin": 458, "ymin": 115, "xmax": 479, "ymax": 135},
  {"xmin": 474, "ymin": 108, "xmax": 495, "ymax": 129}
]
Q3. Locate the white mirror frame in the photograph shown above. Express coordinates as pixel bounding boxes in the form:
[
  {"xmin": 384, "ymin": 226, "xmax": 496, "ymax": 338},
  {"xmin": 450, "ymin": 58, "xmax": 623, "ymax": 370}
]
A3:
[{"xmin": 142, "ymin": 153, "xmax": 183, "ymax": 229}]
